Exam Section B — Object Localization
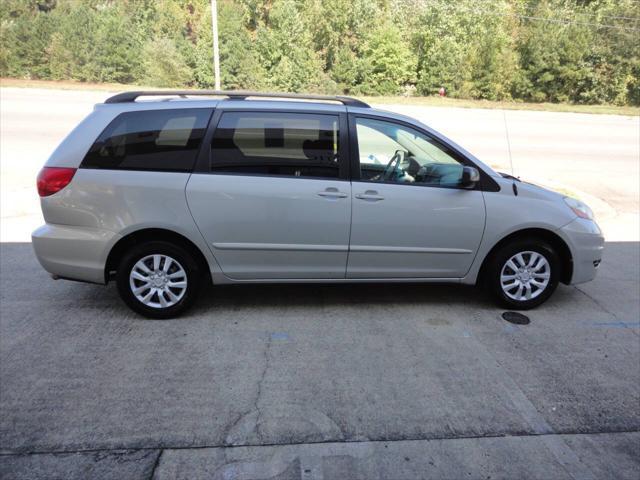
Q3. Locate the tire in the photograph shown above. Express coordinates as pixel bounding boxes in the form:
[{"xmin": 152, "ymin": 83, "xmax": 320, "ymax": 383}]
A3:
[
  {"xmin": 116, "ymin": 240, "xmax": 201, "ymax": 319},
  {"xmin": 484, "ymin": 239, "xmax": 560, "ymax": 310}
]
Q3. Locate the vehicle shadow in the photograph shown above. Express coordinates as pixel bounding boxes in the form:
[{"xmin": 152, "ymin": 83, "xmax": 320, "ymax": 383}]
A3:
[
  {"xmin": 200, "ymin": 281, "xmax": 490, "ymax": 311},
  {"xmin": 184, "ymin": 240, "xmax": 639, "ymax": 316},
  {"xmin": 1, "ymin": 241, "xmax": 636, "ymax": 318}
]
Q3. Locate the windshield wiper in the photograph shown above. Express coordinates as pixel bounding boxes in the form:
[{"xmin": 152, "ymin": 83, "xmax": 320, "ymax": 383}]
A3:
[{"xmin": 499, "ymin": 172, "xmax": 521, "ymax": 182}]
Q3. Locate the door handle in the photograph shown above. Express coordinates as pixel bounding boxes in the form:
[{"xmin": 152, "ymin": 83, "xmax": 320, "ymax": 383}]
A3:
[
  {"xmin": 317, "ymin": 188, "xmax": 348, "ymax": 199},
  {"xmin": 355, "ymin": 190, "xmax": 384, "ymax": 201}
]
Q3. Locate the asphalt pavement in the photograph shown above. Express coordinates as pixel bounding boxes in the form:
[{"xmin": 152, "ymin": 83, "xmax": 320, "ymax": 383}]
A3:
[{"xmin": 0, "ymin": 87, "xmax": 638, "ymax": 479}]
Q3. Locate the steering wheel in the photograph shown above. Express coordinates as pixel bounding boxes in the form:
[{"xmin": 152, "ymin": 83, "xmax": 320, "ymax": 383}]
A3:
[{"xmin": 381, "ymin": 150, "xmax": 406, "ymax": 181}]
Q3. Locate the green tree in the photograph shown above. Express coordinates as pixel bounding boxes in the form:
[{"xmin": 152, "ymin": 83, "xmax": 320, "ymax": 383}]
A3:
[
  {"xmin": 305, "ymin": 0, "xmax": 378, "ymax": 72},
  {"xmin": 0, "ymin": 0, "xmax": 637, "ymax": 106},
  {"xmin": 467, "ymin": 2, "xmax": 518, "ymax": 100},
  {"xmin": 86, "ymin": 4, "xmax": 142, "ymax": 83},
  {"xmin": 141, "ymin": 37, "xmax": 192, "ymax": 87},
  {"xmin": 580, "ymin": 0, "xmax": 640, "ymax": 105},
  {"xmin": 331, "ymin": 45, "xmax": 365, "ymax": 92},
  {"xmin": 358, "ymin": 21, "xmax": 416, "ymax": 95},
  {"xmin": 414, "ymin": 0, "xmax": 518, "ymax": 100},
  {"xmin": 1, "ymin": 5, "xmax": 56, "ymax": 78},
  {"xmin": 514, "ymin": 1, "xmax": 593, "ymax": 103},
  {"xmin": 45, "ymin": 2, "xmax": 99, "ymax": 81},
  {"xmin": 414, "ymin": 1, "xmax": 475, "ymax": 97},
  {"xmin": 193, "ymin": 0, "xmax": 267, "ymax": 89},
  {"xmin": 254, "ymin": 0, "xmax": 329, "ymax": 92}
]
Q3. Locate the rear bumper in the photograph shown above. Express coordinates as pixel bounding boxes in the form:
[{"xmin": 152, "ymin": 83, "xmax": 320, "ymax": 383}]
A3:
[
  {"xmin": 32, "ymin": 224, "xmax": 120, "ymax": 284},
  {"xmin": 560, "ymin": 218, "xmax": 605, "ymax": 285}
]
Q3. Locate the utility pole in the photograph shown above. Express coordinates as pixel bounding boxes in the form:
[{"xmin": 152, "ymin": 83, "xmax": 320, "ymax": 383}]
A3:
[{"xmin": 210, "ymin": 0, "xmax": 221, "ymax": 90}]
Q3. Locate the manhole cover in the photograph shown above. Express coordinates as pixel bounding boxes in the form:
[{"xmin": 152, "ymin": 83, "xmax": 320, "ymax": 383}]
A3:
[{"xmin": 502, "ymin": 311, "xmax": 530, "ymax": 325}]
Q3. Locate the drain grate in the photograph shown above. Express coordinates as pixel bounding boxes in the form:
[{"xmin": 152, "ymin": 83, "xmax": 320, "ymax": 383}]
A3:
[{"xmin": 502, "ymin": 311, "xmax": 530, "ymax": 325}]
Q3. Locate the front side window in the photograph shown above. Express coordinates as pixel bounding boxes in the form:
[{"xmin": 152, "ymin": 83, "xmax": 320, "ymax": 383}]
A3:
[
  {"xmin": 82, "ymin": 108, "xmax": 212, "ymax": 172},
  {"xmin": 211, "ymin": 112, "xmax": 340, "ymax": 178},
  {"xmin": 356, "ymin": 117, "xmax": 465, "ymax": 187}
]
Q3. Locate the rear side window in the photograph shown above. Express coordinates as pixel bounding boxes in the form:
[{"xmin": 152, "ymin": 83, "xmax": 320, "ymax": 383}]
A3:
[
  {"xmin": 211, "ymin": 112, "xmax": 340, "ymax": 178},
  {"xmin": 82, "ymin": 108, "xmax": 212, "ymax": 172}
]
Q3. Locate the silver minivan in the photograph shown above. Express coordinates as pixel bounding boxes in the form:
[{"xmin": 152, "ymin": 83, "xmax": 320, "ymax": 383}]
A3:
[{"xmin": 32, "ymin": 91, "xmax": 604, "ymax": 318}]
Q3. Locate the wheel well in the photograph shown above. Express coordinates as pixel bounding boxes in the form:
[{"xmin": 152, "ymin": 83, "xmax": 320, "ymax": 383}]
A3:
[
  {"xmin": 105, "ymin": 228, "xmax": 211, "ymax": 284},
  {"xmin": 479, "ymin": 228, "xmax": 573, "ymax": 284}
]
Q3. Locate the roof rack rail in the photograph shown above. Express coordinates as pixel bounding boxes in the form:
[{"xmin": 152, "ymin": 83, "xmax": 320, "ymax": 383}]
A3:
[{"xmin": 104, "ymin": 90, "xmax": 370, "ymax": 108}]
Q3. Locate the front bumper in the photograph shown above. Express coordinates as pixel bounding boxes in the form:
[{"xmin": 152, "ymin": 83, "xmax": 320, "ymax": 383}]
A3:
[
  {"xmin": 32, "ymin": 224, "xmax": 120, "ymax": 284},
  {"xmin": 560, "ymin": 218, "xmax": 605, "ymax": 284}
]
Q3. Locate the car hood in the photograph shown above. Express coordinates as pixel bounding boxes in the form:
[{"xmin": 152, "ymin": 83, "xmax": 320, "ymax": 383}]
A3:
[{"xmin": 498, "ymin": 172, "xmax": 566, "ymax": 202}]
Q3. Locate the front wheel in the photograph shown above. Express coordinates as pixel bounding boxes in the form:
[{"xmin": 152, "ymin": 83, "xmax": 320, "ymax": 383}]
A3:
[
  {"xmin": 116, "ymin": 241, "xmax": 201, "ymax": 319},
  {"xmin": 485, "ymin": 240, "xmax": 560, "ymax": 310}
]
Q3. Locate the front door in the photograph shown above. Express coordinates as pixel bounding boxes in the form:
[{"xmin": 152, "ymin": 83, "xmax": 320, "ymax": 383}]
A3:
[
  {"xmin": 347, "ymin": 116, "xmax": 486, "ymax": 278},
  {"xmin": 187, "ymin": 110, "xmax": 351, "ymax": 280}
]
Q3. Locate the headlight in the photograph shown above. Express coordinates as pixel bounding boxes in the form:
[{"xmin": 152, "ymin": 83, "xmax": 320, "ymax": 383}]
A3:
[{"xmin": 564, "ymin": 197, "xmax": 594, "ymax": 220}]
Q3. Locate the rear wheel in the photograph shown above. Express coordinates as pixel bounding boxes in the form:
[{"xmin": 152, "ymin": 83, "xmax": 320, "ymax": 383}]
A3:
[
  {"xmin": 485, "ymin": 240, "xmax": 560, "ymax": 310},
  {"xmin": 116, "ymin": 241, "xmax": 201, "ymax": 319}
]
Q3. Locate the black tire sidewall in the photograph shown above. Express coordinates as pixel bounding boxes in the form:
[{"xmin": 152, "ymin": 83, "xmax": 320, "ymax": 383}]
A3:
[
  {"xmin": 116, "ymin": 241, "xmax": 201, "ymax": 319},
  {"xmin": 487, "ymin": 240, "xmax": 560, "ymax": 310}
]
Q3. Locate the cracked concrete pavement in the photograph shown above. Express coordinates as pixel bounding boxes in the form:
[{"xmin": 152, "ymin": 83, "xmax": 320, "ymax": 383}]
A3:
[{"xmin": 0, "ymin": 88, "xmax": 638, "ymax": 479}]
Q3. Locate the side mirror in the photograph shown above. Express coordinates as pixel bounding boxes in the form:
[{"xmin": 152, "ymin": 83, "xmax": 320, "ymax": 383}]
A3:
[{"xmin": 460, "ymin": 166, "xmax": 480, "ymax": 189}]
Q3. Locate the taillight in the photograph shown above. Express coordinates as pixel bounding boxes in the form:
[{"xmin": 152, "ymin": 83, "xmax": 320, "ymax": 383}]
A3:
[{"xmin": 37, "ymin": 167, "xmax": 77, "ymax": 197}]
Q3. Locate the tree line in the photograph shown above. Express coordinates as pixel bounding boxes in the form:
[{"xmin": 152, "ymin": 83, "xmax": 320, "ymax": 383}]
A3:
[{"xmin": 1, "ymin": 0, "xmax": 638, "ymax": 106}]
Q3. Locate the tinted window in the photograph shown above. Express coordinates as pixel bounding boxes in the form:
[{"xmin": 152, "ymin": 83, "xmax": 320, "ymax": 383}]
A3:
[
  {"xmin": 211, "ymin": 112, "xmax": 340, "ymax": 178},
  {"xmin": 356, "ymin": 117, "xmax": 465, "ymax": 187},
  {"xmin": 82, "ymin": 108, "xmax": 212, "ymax": 172}
]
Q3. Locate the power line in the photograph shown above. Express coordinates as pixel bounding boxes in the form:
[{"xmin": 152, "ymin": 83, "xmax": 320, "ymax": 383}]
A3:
[
  {"xmin": 517, "ymin": 6, "xmax": 640, "ymax": 22},
  {"xmin": 507, "ymin": 13, "xmax": 640, "ymax": 32},
  {"xmin": 423, "ymin": 3, "xmax": 640, "ymax": 32}
]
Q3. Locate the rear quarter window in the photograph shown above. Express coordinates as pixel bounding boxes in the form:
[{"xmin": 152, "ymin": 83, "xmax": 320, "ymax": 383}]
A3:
[{"xmin": 81, "ymin": 108, "xmax": 212, "ymax": 172}]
